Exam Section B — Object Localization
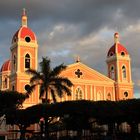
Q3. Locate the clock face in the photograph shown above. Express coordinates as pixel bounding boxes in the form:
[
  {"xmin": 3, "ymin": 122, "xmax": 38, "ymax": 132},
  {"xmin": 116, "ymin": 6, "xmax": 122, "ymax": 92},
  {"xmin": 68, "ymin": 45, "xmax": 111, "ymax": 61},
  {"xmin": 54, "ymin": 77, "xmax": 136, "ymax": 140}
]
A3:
[{"xmin": 25, "ymin": 36, "xmax": 31, "ymax": 42}]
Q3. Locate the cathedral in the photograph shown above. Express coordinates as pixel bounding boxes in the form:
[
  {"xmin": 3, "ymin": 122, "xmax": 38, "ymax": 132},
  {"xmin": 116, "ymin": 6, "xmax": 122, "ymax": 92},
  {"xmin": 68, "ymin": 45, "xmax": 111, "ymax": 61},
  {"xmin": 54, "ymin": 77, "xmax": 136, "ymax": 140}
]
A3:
[{"xmin": 0, "ymin": 9, "xmax": 134, "ymax": 109}]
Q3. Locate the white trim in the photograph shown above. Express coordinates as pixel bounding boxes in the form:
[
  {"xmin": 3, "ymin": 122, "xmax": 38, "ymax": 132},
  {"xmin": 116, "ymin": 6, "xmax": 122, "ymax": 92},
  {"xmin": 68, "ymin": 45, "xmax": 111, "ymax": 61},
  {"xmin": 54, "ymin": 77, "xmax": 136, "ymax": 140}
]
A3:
[
  {"xmin": 90, "ymin": 85, "xmax": 92, "ymax": 100},
  {"xmin": 71, "ymin": 86, "xmax": 74, "ymax": 100},
  {"xmin": 97, "ymin": 90, "xmax": 101, "ymax": 101},
  {"xmin": 94, "ymin": 86, "xmax": 96, "ymax": 101},
  {"xmin": 103, "ymin": 86, "xmax": 106, "ymax": 100},
  {"xmin": 85, "ymin": 85, "xmax": 87, "ymax": 100}
]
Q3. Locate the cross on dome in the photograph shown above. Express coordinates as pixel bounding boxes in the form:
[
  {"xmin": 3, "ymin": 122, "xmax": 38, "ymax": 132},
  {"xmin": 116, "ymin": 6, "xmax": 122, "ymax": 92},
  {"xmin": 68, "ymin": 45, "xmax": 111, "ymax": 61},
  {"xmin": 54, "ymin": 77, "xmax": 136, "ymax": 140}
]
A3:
[
  {"xmin": 22, "ymin": 8, "xmax": 27, "ymax": 27},
  {"xmin": 114, "ymin": 32, "xmax": 119, "ymax": 43},
  {"xmin": 22, "ymin": 8, "xmax": 26, "ymax": 16}
]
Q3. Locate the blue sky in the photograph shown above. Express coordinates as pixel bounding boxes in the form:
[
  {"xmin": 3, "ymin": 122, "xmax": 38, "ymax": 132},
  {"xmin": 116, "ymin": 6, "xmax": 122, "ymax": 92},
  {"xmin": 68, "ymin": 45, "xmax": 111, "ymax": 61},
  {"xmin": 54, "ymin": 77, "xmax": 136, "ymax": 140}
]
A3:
[{"xmin": 0, "ymin": 0, "xmax": 140, "ymax": 98}]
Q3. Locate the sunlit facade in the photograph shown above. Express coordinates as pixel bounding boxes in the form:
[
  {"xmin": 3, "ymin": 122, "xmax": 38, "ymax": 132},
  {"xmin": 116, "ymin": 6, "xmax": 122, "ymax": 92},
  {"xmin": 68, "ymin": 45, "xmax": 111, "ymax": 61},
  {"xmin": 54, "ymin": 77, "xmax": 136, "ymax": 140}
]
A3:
[
  {"xmin": 0, "ymin": 10, "xmax": 134, "ymax": 139},
  {"xmin": 0, "ymin": 10, "xmax": 134, "ymax": 106}
]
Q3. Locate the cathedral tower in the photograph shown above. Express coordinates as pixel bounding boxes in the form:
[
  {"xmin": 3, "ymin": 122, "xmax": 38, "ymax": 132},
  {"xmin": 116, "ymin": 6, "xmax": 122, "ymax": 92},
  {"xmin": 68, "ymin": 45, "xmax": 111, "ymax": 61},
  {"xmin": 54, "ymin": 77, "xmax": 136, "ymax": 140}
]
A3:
[
  {"xmin": 106, "ymin": 33, "xmax": 133, "ymax": 100},
  {"xmin": 10, "ymin": 9, "xmax": 39, "ymax": 107}
]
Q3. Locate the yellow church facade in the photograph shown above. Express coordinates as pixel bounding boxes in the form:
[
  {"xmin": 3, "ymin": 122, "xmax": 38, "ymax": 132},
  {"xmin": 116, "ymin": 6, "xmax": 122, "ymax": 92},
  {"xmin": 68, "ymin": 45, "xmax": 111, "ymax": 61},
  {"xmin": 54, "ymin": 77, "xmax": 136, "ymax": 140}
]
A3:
[{"xmin": 0, "ymin": 10, "xmax": 134, "ymax": 109}]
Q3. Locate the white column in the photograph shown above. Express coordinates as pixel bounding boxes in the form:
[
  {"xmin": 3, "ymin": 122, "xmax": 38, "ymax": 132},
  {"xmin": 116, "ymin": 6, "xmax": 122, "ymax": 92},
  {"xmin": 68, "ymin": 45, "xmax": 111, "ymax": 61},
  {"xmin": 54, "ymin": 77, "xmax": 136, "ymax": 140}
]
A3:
[
  {"xmin": 90, "ymin": 85, "xmax": 93, "ymax": 100},
  {"xmin": 85, "ymin": 85, "xmax": 87, "ymax": 100},
  {"xmin": 103, "ymin": 86, "xmax": 106, "ymax": 100}
]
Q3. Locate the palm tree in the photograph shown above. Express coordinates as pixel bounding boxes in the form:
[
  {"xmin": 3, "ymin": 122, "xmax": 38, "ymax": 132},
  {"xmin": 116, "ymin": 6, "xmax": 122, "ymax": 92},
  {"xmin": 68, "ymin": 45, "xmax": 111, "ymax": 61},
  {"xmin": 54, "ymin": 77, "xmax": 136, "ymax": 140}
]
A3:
[{"xmin": 26, "ymin": 57, "xmax": 73, "ymax": 138}]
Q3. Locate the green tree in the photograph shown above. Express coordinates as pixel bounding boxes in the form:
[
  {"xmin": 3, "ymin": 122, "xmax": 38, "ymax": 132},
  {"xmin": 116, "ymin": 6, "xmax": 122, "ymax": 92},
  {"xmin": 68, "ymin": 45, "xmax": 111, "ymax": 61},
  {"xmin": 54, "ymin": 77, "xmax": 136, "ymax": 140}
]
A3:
[
  {"xmin": 26, "ymin": 57, "xmax": 73, "ymax": 138},
  {"xmin": 6, "ymin": 104, "xmax": 43, "ymax": 140},
  {"xmin": 0, "ymin": 90, "xmax": 27, "ymax": 140},
  {"xmin": 0, "ymin": 90, "xmax": 26, "ymax": 117}
]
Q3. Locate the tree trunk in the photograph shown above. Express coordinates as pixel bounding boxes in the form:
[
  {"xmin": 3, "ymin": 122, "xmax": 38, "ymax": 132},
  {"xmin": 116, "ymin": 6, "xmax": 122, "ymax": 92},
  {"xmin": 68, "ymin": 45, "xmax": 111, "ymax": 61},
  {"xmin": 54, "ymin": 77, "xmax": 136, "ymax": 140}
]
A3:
[
  {"xmin": 77, "ymin": 129, "xmax": 82, "ymax": 140},
  {"xmin": 45, "ymin": 117, "xmax": 49, "ymax": 139},
  {"xmin": 130, "ymin": 122, "xmax": 138, "ymax": 140},
  {"xmin": 19, "ymin": 126, "xmax": 26, "ymax": 140}
]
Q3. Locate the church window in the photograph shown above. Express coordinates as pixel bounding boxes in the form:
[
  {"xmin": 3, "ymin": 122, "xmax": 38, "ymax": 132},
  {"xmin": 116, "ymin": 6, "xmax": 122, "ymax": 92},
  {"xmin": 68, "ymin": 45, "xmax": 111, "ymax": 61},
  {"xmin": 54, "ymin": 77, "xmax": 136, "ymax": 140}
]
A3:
[
  {"xmin": 97, "ymin": 91, "xmax": 101, "ymax": 101},
  {"xmin": 25, "ymin": 36, "xmax": 31, "ymax": 43},
  {"xmin": 25, "ymin": 54, "xmax": 30, "ymax": 69},
  {"xmin": 121, "ymin": 52, "xmax": 125, "ymax": 56},
  {"xmin": 109, "ymin": 52, "xmax": 114, "ymax": 56},
  {"xmin": 25, "ymin": 84, "xmax": 31, "ymax": 92},
  {"xmin": 124, "ymin": 92, "xmax": 128, "ymax": 97},
  {"xmin": 4, "ymin": 77, "xmax": 7, "ymax": 88},
  {"xmin": 107, "ymin": 93, "xmax": 111, "ymax": 100},
  {"xmin": 75, "ymin": 69, "xmax": 83, "ymax": 78},
  {"xmin": 13, "ymin": 55, "xmax": 16, "ymax": 70},
  {"xmin": 122, "ymin": 66, "xmax": 126, "ymax": 79},
  {"xmin": 75, "ymin": 87, "xmax": 83, "ymax": 100},
  {"xmin": 12, "ymin": 86, "xmax": 15, "ymax": 91},
  {"xmin": 110, "ymin": 66, "xmax": 115, "ymax": 80},
  {"xmin": 3, "ymin": 76, "xmax": 8, "ymax": 89}
]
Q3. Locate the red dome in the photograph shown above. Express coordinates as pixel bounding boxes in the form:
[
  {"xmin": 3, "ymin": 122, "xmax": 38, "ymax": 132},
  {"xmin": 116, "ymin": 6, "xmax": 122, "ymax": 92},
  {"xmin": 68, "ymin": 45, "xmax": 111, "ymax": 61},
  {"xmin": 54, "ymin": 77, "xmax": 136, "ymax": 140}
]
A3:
[
  {"xmin": 107, "ymin": 43, "xmax": 128, "ymax": 57},
  {"xmin": 1, "ymin": 60, "xmax": 11, "ymax": 72},
  {"xmin": 12, "ymin": 26, "xmax": 36, "ymax": 43},
  {"xmin": 107, "ymin": 33, "xmax": 128, "ymax": 57}
]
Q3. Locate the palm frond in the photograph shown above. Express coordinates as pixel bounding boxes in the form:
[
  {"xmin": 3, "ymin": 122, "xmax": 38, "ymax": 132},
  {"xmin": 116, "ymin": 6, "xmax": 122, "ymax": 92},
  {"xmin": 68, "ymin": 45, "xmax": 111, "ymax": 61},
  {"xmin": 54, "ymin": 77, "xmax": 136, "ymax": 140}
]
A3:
[
  {"xmin": 50, "ymin": 64, "xmax": 67, "ymax": 77},
  {"xmin": 26, "ymin": 57, "xmax": 73, "ymax": 103},
  {"xmin": 25, "ymin": 84, "xmax": 36, "ymax": 98},
  {"xmin": 30, "ymin": 75, "xmax": 43, "ymax": 84},
  {"xmin": 39, "ymin": 85, "xmax": 45, "ymax": 99},
  {"xmin": 26, "ymin": 69, "xmax": 39, "ymax": 75},
  {"xmin": 60, "ymin": 77, "xmax": 73, "ymax": 87},
  {"xmin": 51, "ymin": 77, "xmax": 73, "ymax": 87},
  {"xmin": 53, "ymin": 83, "xmax": 72, "ymax": 97},
  {"xmin": 40, "ymin": 57, "xmax": 51, "ymax": 77},
  {"xmin": 55, "ymin": 85, "xmax": 63, "ymax": 98},
  {"xmin": 50, "ymin": 89, "xmax": 57, "ymax": 103}
]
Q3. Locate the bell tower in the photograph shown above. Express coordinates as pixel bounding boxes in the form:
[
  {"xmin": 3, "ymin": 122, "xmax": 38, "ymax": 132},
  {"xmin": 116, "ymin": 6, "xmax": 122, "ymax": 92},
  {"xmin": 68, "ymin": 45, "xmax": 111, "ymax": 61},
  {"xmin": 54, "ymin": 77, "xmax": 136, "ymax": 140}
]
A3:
[
  {"xmin": 106, "ymin": 33, "xmax": 133, "ymax": 100},
  {"xmin": 10, "ymin": 9, "xmax": 39, "ymax": 107}
]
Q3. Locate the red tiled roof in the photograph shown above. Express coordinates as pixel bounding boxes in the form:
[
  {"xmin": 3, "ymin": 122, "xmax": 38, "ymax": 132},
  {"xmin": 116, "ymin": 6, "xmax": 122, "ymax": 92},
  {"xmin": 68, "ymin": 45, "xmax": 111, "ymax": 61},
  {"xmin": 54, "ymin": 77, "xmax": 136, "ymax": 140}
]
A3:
[
  {"xmin": 107, "ymin": 43, "xmax": 128, "ymax": 57},
  {"xmin": 12, "ymin": 26, "xmax": 36, "ymax": 43},
  {"xmin": 1, "ymin": 60, "xmax": 11, "ymax": 72}
]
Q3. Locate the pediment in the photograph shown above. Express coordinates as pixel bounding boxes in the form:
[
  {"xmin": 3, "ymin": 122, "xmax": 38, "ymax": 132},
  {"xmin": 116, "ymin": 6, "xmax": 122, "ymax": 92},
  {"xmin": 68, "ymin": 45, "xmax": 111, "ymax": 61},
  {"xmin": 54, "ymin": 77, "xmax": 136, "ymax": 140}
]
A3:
[{"xmin": 60, "ymin": 62, "xmax": 114, "ymax": 83}]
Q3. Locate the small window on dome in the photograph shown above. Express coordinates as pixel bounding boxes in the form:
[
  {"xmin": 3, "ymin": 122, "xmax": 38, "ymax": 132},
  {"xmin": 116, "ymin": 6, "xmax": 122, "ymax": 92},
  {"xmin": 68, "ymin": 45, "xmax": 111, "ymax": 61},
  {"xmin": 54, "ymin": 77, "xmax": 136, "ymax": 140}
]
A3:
[
  {"xmin": 14, "ymin": 37, "xmax": 17, "ymax": 42},
  {"xmin": 121, "ymin": 52, "xmax": 125, "ymax": 56},
  {"xmin": 109, "ymin": 52, "xmax": 114, "ymax": 56},
  {"xmin": 25, "ymin": 36, "xmax": 31, "ymax": 43}
]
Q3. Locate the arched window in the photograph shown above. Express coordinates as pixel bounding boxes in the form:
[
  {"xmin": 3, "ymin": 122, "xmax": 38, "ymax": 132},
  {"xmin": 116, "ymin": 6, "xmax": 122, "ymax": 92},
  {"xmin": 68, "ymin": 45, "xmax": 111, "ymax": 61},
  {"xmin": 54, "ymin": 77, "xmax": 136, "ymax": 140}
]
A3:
[
  {"xmin": 4, "ymin": 77, "xmax": 7, "ymax": 88},
  {"xmin": 121, "ymin": 52, "xmax": 125, "ymax": 56},
  {"xmin": 25, "ymin": 54, "xmax": 30, "ymax": 69},
  {"xmin": 107, "ymin": 93, "xmax": 111, "ymax": 100},
  {"xmin": 122, "ymin": 66, "xmax": 126, "ymax": 79},
  {"xmin": 12, "ymin": 85, "xmax": 15, "ymax": 91},
  {"xmin": 3, "ymin": 76, "xmax": 8, "ymax": 89},
  {"xmin": 13, "ymin": 55, "xmax": 16, "ymax": 70},
  {"xmin": 75, "ymin": 87, "xmax": 83, "ymax": 100},
  {"xmin": 109, "ymin": 52, "xmax": 114, "ymax": 56},
  {"xmin": 97, "ymin": 91, "xmax": 102, "ymax": 101},
  {"xmin": 110, "ymin": 66, "xmax": 115, "ymax": 80}
]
